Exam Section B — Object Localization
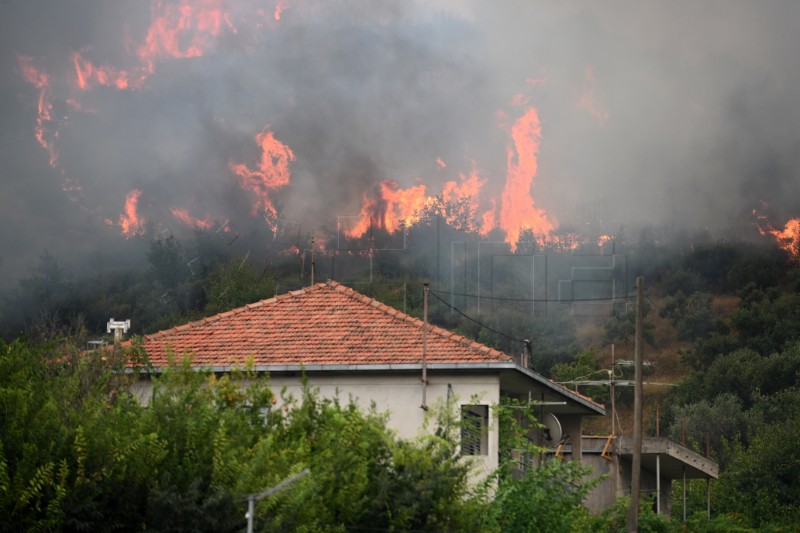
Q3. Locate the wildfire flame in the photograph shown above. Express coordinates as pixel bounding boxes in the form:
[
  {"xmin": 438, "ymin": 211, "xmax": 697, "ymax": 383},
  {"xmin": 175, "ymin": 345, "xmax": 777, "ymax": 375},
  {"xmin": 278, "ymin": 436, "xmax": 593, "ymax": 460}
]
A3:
[
  {"xmin": 753, "ymin": 206, "xmax": 800, "ymax": 262},
  {"xmin": 69, "ymin": 0, "xmax": 237, "ymax": 94},
  {"xmin": 72, "ymin": 52, "xmax": 137, "ymax": 91},
  {"xmin": 760, "ymin": 217, "xmax": 800, "ymax": 262},
  {"xmin": 119, "ymin": 189, "xmax": 144, "ymax": 237},
  {"xmin": 138, "ymin": 0, "xmax": 234, "ymax": 73},
  {"xmin": 274, "ymin": 0, "xmax": 288, "ymax": 21},
  {"xmin": 347, "ymin": 106, "xmax": 558, "ymax": 248},
  {"xmin": 770, "ymin": 219, "xmax": 800, "ymax": 261},
  {"xmin": 500, "ymin": 107, "xmax": 554, "ymax": 250},
  {"xmin": 346, "ymin": 181, "xmax": 426, "ymax": 238},
  {"xmin": 346, "ymin": 164, "xmax": 494, "ymax": 239},
  {"xmin": 18, "ymin": 2, "xmax": 612, "ymax": 248},
  {"xmin": 18, "ymin": 56, "xmax": 58, "ymax": 167},
  {"xmin": 229, "ymin": 128, "xmax": 295, "ymax": 222},
  {"xmin": 170, "ymin": 207, "xmax": 213, "ymax": 229},
  {"xmin": 441, "ymin": 167, "xmax": 489, "ymax": 233}
]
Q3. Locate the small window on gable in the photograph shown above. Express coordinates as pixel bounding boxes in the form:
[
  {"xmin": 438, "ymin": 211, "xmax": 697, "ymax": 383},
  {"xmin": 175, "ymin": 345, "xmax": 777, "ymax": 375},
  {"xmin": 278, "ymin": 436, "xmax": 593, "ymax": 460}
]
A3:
[{"xmin": 461, "ymin": 404, "xmax": 489, "ymax": 456}]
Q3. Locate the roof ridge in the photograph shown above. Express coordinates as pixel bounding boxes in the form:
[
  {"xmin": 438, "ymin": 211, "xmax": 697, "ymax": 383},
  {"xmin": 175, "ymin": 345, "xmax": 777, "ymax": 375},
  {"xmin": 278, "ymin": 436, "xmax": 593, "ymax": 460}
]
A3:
[
  {"xmin": 145, "ymin": 282, "xmax": 331, "ymax": 340},
  {"xmin": 139, "ymin": 280, "xmax": 511, "ymax": 365},
  {"xmin": 329, "ymin": 282, "xmax": 512, "ymax": 362}
]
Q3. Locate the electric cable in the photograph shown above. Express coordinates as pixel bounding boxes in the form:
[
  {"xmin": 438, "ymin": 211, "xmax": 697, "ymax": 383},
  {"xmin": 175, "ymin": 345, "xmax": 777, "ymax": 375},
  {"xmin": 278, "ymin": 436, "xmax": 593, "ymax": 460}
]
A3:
[
  {"xmin": 434, "ymin": 288, "xmax": 635, "ymax": 303},
  {"xmin": 427, "ymin": 289, "xmax": 526, "ymax": 344}
]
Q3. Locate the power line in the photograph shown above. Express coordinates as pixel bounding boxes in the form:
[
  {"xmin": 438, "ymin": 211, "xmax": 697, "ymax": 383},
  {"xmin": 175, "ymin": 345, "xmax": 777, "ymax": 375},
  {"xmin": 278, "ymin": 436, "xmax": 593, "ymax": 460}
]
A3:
[
  {"xmin": 427, "ymin": 289, "xmax": 526, "ymax": 344},
  {"xmin": 433, "ymin": 289, "xmax": 635, "ymax": 303}
]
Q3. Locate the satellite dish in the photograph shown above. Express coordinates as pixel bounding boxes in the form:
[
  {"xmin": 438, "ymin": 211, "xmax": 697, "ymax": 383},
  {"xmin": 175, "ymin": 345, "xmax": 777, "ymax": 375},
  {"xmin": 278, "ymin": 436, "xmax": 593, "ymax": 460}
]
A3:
[{"xmin": 542, "ymin": 412, "xmax": 563, "ymax": 444}]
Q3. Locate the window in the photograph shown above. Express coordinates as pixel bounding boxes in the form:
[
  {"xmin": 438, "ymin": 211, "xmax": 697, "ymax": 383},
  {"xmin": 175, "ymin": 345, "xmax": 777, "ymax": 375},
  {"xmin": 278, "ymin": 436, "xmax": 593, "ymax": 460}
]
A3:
[{"xmin": 461, "ymin": 404, "xmax": 489, "ymax": 456}]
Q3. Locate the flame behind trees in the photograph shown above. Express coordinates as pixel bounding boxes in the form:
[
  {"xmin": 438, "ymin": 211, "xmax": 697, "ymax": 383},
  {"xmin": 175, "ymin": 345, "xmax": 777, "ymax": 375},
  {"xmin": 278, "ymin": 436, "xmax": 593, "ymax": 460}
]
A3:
[
  {"xmin": 347, "ymin": 107, "xmax": 556, "ymax": 250},
  {"xmin": 229, "ymin": 128, "xmax": 296, "ymax": 226},
  {"xmin": 16, "ymin": 1, "xmax": 617, "ymax": 249},
  {"xmin": 763, "ymin": 218, "xmax": 800, "ymax": 263},
  {"xmin": 119, "ymin": 189, "xmax": 144, "ymax": 238},
  {"xmin": 499, "ymin": 107, "xmax": 554, "ymax": 250}
]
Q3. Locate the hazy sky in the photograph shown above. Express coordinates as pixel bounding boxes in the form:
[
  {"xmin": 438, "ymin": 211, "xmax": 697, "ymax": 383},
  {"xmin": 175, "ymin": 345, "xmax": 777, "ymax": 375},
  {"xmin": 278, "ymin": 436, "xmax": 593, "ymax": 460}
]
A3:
[{"xmin": 2, "ymin": 0, "xmax": 799, "ymax": 290}]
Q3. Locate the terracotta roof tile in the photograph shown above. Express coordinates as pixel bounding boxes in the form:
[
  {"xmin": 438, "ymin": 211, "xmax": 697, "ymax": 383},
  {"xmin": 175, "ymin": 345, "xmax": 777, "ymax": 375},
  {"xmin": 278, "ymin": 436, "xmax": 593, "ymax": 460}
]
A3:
[{"xmin": 137, "ymin": 281, "xmax": 514, "ymax": 368}]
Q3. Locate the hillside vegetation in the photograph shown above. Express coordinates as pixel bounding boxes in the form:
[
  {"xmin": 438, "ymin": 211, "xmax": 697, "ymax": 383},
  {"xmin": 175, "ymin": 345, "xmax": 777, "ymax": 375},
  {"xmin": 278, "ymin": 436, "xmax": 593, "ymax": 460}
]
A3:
[{"xmin": 2, "ymin": 222, "xmax": 800, "ymax": 529}]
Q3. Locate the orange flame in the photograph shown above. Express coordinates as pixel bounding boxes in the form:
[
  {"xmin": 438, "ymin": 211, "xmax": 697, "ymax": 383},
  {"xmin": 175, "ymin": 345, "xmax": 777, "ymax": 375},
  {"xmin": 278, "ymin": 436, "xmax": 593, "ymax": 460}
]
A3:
[
  {"xmin": 170, "ymin": 207, "xmax": 213, "ymax": 229},
  {"xmin": 346, "ymin": 181, "xmax": 427, "ymax": 238},
  {"xmin": 347, "ymin": 165, "xmax": 493, "ymax": 238},
  {"xmin": 597, "ymin": 234, "xmax": 613, "ymax": 247},
  {"xmin": 768, "ymin": 218, "xmax": 800, "ymax": 262},
  {"xmin": 72, "ymin": 52, "xmax": 135, "ymax": 90},
  {"xmin": 274, "ymin": 0, "xmax": 288, "ymax": 21},
  {"xmin": 69, "ymin": 0, "xmax": 236, "ymax": 93},
  {"xmin": 138, "ymin": 0, "xmax": 234, "ymax": 73},
  {"xmin": 753, "ymin": 205, "xmax": 800, "ymax": 262},
  {"xmin": 382, "ymin": 181, "xmax": 427, "ymax": 232},
  {"xmin": 440, "ymin": 167, "xmax": 488, "ymax": 232},
  {"xmin": 346, "ymin": 106, "xmax": 563, "ymax": 244},
  {"xmin": 480, "ymin": 199, "xmax": 497, "ymax": 236},
  {"xmin": 18, "ymin": 56, "xmax": 58, "ymax": 166},
  {"xmin": 119, "ymin": 189, "xmax": 144, "ymax": 237},
  {"xmin": 500, "ymin": 107, "xmax": 554, "ymax": 250},
  {"xmin": 229, "ymin": 128, "xmax": 295, "ymax": 220}
]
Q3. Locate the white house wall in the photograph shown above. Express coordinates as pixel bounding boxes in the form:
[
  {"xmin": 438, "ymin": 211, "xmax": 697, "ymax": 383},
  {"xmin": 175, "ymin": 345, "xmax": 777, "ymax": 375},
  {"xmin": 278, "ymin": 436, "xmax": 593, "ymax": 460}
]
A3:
[
  {"xmin": 132, "ymin": 371, "xmax": 501, "ymax": 475},
  {"xmin": 270, "ymin": 372, "xmax": 501, "ymax": 476}
]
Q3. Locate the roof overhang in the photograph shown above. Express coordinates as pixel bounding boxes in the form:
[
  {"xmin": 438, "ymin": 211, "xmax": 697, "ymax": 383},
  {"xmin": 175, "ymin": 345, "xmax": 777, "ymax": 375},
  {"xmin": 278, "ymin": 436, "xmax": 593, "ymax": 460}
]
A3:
[
  {"xmin": 133, "ymin": 361, "xmax": 605, "ymax": 416},
  {"xmin": 495, "ymin": 364, "xmax": 606, "ymax": 416}
]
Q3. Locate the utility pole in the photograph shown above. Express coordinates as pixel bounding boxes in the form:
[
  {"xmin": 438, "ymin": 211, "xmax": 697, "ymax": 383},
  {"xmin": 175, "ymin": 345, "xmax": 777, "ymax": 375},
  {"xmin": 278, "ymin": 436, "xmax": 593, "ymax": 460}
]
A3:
[
  {"xmin": 310, "ymin": 230, "xmax": 316, "ymax": 285},
  {"xmin": 421, "ymin": 282, "xmax": 429, "ymax": 410},
  {"xmin": 610, "ymin": 344, "xmax": 616, "ymax": 438},
  {"xmin": 628, "ymin": 276, "xmax": 644, "ymax": 532}
]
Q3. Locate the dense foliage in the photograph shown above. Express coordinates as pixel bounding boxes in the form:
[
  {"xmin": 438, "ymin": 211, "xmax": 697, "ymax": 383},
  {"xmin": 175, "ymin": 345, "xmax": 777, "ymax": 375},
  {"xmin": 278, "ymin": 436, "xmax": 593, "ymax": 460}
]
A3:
[
  {"xmin": 3, "ymin": 220, "xmax": 800, "ymax": 529},
  {"xmin": 0, "ymin": 338, "xmax": 491, "ymax": 531}
]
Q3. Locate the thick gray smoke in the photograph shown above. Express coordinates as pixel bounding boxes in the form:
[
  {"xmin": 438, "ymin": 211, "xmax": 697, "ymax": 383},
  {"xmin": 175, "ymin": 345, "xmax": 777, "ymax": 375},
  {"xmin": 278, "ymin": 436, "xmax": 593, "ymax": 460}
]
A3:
[{"xmin": 1, "ymin": 0, "xmax": 799, "ymax": 291}]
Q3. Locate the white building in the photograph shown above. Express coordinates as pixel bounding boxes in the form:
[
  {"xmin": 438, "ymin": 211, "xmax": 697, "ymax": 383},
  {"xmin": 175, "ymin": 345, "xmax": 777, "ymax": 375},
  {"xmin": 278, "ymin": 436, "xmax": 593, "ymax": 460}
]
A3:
[{"xmin": 129, "ymin": 281, "xmax": 606, "ymax": 477}]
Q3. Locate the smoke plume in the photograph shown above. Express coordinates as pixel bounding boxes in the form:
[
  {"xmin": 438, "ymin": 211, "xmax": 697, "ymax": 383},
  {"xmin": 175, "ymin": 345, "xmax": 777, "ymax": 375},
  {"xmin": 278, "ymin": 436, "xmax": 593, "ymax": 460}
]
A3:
[{"xmin": 2, "ymin": 0, "xmax": 800, "ymax": 290}]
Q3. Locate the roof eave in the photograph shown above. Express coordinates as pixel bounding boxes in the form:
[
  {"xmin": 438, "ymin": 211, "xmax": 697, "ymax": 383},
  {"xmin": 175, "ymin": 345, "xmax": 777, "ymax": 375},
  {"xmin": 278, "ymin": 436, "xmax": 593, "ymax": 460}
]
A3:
[{"xmin": 131, "ymin": 361, "xmax": 605, "ymax": 415}]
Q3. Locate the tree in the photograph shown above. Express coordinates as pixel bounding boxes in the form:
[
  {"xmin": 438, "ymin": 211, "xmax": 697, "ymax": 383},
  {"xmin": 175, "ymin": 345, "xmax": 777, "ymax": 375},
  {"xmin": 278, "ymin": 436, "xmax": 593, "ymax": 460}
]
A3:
[
  {"xmin": 551, "ymin": 349, "xmax": 610, "ymax": 405},
  {"xmin": 203, "ymin": 258, "xmax": 276, "ymax": 315},
  {"xmin": 716, "ymin": 409, "xmax": 800, "ymax": 528},
  {"xmin": 0, "ymin": 337, "xmax": 494, "ymax": 531},
  {"xmin": 731, "ymin": 290, "xmax": 800, "ymax": 355},
  {"xmin": 489, "ymin": 459, "xmax": 596, "ymax": 532},
  {"xmin": 659, "ymin": 291, "xmax": 728, "ymax": 342},
  {"xmin": 666, "ymin": 393, "xmax": 752, "ymax": 465},
  {"xmin": 17, "ymin": 251, "xmax": 73, "ymax": 315},
  {"xmin": 604, "ymin": 301, "xmax": 655, "ymax": 348}
]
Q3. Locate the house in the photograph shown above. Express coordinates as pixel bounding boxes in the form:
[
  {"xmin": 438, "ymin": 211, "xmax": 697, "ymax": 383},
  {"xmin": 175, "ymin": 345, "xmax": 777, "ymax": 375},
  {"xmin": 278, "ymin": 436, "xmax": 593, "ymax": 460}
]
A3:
[{"xmin": 128, "ymin": 280, "xmax": 605, "ymax": 477}]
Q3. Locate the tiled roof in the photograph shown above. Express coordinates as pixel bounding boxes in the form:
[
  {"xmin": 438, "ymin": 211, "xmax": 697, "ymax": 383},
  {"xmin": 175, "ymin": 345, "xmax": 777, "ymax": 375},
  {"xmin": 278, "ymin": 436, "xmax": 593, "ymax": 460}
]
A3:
[{"xmin": 138, "ymin": 281, "xmax": 513, "ymax": 368}]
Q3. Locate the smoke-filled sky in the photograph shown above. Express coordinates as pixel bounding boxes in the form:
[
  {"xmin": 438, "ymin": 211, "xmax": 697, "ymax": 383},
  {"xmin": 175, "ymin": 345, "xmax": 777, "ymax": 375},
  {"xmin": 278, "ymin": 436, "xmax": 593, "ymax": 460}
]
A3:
[{"xmin": 2, "ymin": 0, "xmax": 800, "ymax": 290}]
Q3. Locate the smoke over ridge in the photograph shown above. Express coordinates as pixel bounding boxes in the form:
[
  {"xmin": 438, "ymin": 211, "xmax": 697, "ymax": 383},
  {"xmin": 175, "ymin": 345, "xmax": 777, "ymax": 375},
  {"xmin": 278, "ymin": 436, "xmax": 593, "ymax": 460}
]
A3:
[{"xmin": 2, "ymin": 0, "xmax": 800, "ymax": 289}]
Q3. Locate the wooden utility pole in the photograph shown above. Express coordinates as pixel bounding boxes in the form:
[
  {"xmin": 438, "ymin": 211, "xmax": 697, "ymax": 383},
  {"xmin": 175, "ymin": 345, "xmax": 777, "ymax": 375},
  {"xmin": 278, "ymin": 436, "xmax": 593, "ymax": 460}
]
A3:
[
  {"xmin": 310, "ymin": 230, "xmax": 316, "ymax": 285},
  {"xmin": 610, "ymin": 344, "xmax": 616, "ymax": 437},
  {"xmin": 628, "ymin": 276, "xmax": 644, "ymax": 532},
  {"xmin": 421, "ymin": 283, "xmax": 429, "ymax": 410}
]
